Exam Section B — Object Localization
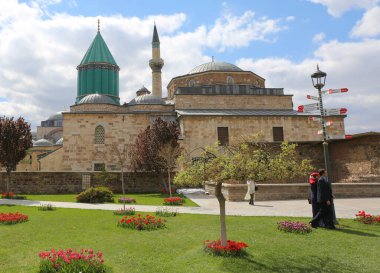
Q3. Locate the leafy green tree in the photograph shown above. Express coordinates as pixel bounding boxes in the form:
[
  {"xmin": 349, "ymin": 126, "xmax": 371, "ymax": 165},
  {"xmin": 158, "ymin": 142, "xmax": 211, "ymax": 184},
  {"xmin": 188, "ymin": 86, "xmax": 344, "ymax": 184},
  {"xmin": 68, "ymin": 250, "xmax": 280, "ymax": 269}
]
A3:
[
  {"xmin": 175, "ymin": 134, "xmax": 313, "ymax": 247},
  {"xmin": 0, "ymin": 116, "xmax": 33, "ymax": 192}
]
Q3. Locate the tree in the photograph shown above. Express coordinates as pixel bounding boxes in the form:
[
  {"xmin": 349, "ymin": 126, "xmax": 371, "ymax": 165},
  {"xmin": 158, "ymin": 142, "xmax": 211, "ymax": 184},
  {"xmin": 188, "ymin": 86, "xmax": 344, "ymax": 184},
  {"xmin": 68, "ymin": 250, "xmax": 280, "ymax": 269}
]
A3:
[
  {"xmin": 0, "ymin": 116, "xmax": 33, "ymax": 192},
  {"xmin": 131, "ymin": 118, "xmax": 180, "ymax": 193},
  {"xmin": 175, "ymin": 135, "xmax": 313, "ymax": 247},
  {"xmin": 111, "ymin": 143, "xmax": 133, "ymax": 210}
]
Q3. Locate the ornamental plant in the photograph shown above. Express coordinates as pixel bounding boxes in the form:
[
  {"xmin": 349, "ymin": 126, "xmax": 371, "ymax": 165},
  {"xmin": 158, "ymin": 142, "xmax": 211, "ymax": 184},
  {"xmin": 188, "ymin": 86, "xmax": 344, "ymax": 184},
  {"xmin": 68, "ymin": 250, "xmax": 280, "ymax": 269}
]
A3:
[
  {"xmin": 117, "ymin": 214, "xmax": 166, "ymax": 231},
  {"xmin": 0, "ymin": 212, "xmax": 28, "ymax": 225},
  {"xmin": 355, "ymin": 210, "xmax": 380, "ymax": 224},
  {"xmin": 156, "ymin": 207, "xmax": 178, "ymax": 217},
  {"xmin": 38, "ymin": 204, "xmax": 56, "ymax": 211},
  {"xmin": 163, "ymin": 197, "xmax": 184, "ymax": 206},
  {"xmin": 38, "ymin": 248, "xmax": 111, "ymax": 273},
  {"xmin": 113, "ymin": 207, "xmax": 135, "ymax": 216},
  {"xmin": 1, "ymin": 192, "xmax": 26, "ymax": 199},
  {"xmin": 118, "ymin": 197, "xmax": 136, "ymax": 204},
  {"xmin": 203, "ymin": 239, "xmax": 249, "ymax": 257},
  {"xmin": 277, "ymin": 220, "xmax": 312, "ymax": 234}
]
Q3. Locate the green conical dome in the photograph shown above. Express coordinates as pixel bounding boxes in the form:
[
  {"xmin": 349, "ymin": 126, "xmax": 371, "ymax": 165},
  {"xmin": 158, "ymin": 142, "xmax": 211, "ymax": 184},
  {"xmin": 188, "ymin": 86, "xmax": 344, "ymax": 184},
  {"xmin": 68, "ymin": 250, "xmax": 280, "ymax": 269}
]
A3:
[{"xmin": 76, "ymin": 31, "xmax": 120, "ymax": 104}]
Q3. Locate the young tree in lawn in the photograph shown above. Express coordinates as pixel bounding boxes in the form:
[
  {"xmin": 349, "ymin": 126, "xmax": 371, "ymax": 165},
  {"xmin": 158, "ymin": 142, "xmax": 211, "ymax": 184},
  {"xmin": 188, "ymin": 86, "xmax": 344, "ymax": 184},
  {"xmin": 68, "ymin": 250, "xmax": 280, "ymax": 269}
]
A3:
[
  {"xmin": 175, "ymin": 135, "xmax": 313, "ymax": 247},
  {"xmin": 131, "ymin": 118, "xmax": 180, "ymax": 194},
  {"xmin": 0, "ymin": 116, "xmax": 33, "ymax": 192},
  {"xmin": 111, "ymin": 143, "xmax": 133, "ymax": 210}
]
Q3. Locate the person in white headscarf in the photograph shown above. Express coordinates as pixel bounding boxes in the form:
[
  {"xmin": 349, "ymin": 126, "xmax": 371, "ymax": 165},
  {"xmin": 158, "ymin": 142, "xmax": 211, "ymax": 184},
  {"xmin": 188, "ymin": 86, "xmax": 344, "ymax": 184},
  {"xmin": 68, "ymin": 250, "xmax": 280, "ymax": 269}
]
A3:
[{"xmin": 244, "ymin": 180, "xmax": 256, "ymax": 205}]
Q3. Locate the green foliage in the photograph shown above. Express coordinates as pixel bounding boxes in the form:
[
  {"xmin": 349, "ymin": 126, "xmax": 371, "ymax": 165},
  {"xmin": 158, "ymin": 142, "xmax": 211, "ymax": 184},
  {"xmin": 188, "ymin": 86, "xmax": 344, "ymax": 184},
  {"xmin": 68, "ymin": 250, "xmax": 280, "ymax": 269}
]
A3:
[
  {"xmin": 93, "ymin": 167, "xmax": 117, "ymax": 186},
  {"xmin": 76, "ymin": 187, "xmax": 114, "ymax": 203}
]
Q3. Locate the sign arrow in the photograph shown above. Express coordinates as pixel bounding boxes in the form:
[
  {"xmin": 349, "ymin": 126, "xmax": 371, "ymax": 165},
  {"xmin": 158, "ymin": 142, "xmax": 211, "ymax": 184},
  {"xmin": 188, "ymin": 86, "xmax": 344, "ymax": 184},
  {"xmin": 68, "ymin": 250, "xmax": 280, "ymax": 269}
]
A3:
[
  {"xmin": 298, "ymin": 103, "xmax": 320, "ymax": 113},
  {"xmin": 324, "ymin": 108, "xmax": 347, "ymax": 116},
  {"xmin": 322, "ymin": 88, "xmax": 349, "ymax": 95},
  {"xmin": 307, "ymin": 95, "xmax": 319, "ymax": 101},
  {"xmin": 308, "ymin": 116, "xmax": 321, "ymax": 122},
  {"xmin": 327, "ymin": 134, "xmax": 353, "ymax": 140}
]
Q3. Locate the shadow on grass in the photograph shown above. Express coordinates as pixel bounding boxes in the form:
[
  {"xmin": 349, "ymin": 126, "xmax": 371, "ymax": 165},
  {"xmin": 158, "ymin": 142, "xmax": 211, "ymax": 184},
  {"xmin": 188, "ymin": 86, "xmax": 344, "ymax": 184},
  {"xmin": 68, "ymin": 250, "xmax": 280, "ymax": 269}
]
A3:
[
  {"xmin": 222, "ymin": 254, "xmax": 354, "ymax": 273},
  {"xmin": 336, "ymin": 228, "xmax": 379, "ymax": 237},
  {"xmin": 0, "ymin": 204, "xmax": 16, "ymax": 207}
]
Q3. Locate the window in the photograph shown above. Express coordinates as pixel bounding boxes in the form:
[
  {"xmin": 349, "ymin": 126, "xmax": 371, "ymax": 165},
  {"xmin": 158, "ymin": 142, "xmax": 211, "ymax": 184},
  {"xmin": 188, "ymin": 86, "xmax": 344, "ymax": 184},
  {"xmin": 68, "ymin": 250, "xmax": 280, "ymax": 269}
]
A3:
[
  {"xmin": 94, "ymin": 125, "xmax": 105, "ymax": 144},
  {"xmin": 217, "ymin": 127, "xmax": 229, "ymax": 146},
  {"xmin": 188, "ymin": 79, "xmax": 196, "ymax": 87},
  {"xmin": 273, "ymin": 127, "xmax": 284, "ymax": 142},
  {"xmin": 93, "ymin": 163, "xmax": 105, "ymax": 171},
  {"xmin": 227, "ymin": 76, "xmax": 234, "ymax": 84}
]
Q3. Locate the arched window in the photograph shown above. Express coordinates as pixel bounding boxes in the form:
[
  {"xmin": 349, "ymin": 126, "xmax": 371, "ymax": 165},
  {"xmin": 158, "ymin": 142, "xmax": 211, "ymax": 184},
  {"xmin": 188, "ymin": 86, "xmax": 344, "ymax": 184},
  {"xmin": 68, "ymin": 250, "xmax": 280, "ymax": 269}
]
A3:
[
  {"xmin": 188, "ymin": 79, "xmax": 196, "ymax": 87},
  {"xmin": 227, "ymin": 76, "xmax": 234, "ymax": 84},
  {"xmin": 94, "ymin": 125, "xmax": 105, "ymax": 144}
]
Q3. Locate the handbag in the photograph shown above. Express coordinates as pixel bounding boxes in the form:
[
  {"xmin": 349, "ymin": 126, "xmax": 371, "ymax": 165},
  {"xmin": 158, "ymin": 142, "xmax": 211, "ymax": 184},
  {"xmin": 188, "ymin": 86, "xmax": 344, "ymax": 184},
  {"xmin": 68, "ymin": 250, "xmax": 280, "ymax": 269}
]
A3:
[{"xmin": 255, "ymin": 185, "xmax": 258, "ymax": 191}]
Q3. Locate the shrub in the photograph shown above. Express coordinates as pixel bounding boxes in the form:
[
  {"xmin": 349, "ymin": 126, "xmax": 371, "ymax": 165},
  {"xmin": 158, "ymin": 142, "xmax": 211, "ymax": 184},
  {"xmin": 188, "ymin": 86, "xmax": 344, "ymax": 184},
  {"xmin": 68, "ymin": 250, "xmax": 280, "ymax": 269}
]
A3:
[
  {"xmin": 204, "ymin": 240, "xmax": 249, "ymax": 257},
  {"xmin": 117, "ymin": 214, "xmax": 166, "ymax": 231},
  {"xmin": 113, "ymin": 207, "xmax": 135, "ymax": 216},
  {"xmin": 38, "ymin": 204, "xmax": 56, "ymax": 211},
  {"xmin": 163, "ymin": 197, "xmax": 184, "ymax": 206},
  {"xmin": 1, "ymin": 192, "xmax": 26, "ymax": 200},
  {"xmin": 156, "ymin": 207, "xmax": 178, "ymax": 217},
  {"xmin": 118, "ymin": 197, "xmax": 136, "ymax": 204},
  {"xmin": 76, "ymin": 187, "xmax": 114, "ymax": 204},
  {"xmin": 277, "ymin": 221, "xmax": 312, "ymax": 234},
  {"xmin": 0, "ymin": 212, "xmax": 28, "ymax": 225},
  {"xmin": 355, "ymin": 210, "xmax": 380, "ymax": 224},
  {"xmin": 38, "ymin": 248, "xmax": 111, "ymax": 273}
]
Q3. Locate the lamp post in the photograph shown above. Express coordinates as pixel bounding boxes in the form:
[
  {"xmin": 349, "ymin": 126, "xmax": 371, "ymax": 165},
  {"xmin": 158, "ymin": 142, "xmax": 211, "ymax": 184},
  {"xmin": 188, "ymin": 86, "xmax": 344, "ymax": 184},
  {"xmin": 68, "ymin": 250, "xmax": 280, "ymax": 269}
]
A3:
[{"xmin": 311, "ymin": 65, "xmax": 332, "ymax": 182}]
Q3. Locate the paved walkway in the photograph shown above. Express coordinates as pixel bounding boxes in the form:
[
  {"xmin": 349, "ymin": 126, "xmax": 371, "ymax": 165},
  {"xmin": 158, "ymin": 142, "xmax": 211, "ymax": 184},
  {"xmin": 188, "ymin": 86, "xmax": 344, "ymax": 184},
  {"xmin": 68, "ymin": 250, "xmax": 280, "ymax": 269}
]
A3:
[{"xmin": 1, "ymin": 194, "xmax": 379, "ymax": 219}]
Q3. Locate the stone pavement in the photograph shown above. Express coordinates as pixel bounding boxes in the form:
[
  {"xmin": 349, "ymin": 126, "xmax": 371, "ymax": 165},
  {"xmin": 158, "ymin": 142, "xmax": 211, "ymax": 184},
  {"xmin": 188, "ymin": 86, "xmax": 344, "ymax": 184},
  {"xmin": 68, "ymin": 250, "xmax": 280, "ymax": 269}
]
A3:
[{"xmin": 1, "ymin": 194, "xmax": 379, "ymax": 219}]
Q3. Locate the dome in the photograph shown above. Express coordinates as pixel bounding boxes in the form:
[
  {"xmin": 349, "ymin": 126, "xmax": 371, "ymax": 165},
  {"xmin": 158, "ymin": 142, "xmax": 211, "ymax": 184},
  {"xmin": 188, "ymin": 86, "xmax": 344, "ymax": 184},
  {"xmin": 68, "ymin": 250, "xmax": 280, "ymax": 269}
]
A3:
[
  {"xmin": 48, "ymin": 111, "xmax": 63, "ymax": 121},
  {"xmin": 33, "ymin": 138, "xmax": 53, "ymax": 147},
  {"xmin": 129, "ymin": 94, "xmax": 163, "ymax": 105},
  {"xmin": 136, "ymin": 86, "xmax": 151, "ymax": 97},
  {"xmin": 188, "ymin": 61, "xmax": 243, "ymax": 74},
  {"xmin": 55, "ymin": 138, "xmax": 63, "ymax": 145},
  {"xmin": 78, "ymin": 94, "xmax": 118, "ymax": 105}
]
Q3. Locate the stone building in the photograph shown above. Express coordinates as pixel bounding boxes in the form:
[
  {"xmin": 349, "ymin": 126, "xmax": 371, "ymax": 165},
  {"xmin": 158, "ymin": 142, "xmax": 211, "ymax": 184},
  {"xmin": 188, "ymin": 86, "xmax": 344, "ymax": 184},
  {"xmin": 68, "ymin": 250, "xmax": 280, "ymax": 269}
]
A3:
[{"xmin": 24, "ymin": 24, "xmax": 347, "ymax": 173}]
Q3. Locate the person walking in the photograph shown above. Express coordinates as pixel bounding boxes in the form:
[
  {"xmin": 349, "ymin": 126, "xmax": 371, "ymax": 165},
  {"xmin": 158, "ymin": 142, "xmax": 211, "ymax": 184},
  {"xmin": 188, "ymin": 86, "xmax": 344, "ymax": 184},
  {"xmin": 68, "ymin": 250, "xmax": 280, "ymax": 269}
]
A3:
[
  {"xmin": 310, "ymin": 169, "xmax": 335, "ymax": 229},
  {"xmin": 245, "ymin": 180, "xmax": 256, "ymax": 205}
]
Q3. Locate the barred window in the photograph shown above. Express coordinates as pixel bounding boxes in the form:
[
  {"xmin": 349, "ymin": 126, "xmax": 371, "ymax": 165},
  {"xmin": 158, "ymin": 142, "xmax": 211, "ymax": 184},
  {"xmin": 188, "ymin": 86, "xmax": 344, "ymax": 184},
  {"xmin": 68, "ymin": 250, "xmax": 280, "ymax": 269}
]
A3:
[
  {"xmin": 227, "ymin": 76, "xmax": 234, "ymax": 84},
  {"xmin": 273, "ymin": 127, "xmax": 284, "ymax": 142},
  {"xmin": 93, "ymin": 163, "xmax": 105, "ymax": 171},
  {"xmin": 188, "ymin": 79, "xmax": 196, "ymax": 87},
  {"xmin": 94, "ymin": 125, "xmax": 105, "ymax": 144},
  {"xmin": 217, "ymin": 127, "xmax": 229, "ymax": 146}
]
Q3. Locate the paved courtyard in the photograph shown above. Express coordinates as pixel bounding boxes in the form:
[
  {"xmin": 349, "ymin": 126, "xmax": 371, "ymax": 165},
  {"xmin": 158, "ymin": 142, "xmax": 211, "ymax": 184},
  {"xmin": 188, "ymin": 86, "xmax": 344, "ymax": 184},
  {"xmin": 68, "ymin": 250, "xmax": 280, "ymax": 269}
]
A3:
[{"xmin": 1, "ymin": 193, "xmax": 379, "ymax": 219}]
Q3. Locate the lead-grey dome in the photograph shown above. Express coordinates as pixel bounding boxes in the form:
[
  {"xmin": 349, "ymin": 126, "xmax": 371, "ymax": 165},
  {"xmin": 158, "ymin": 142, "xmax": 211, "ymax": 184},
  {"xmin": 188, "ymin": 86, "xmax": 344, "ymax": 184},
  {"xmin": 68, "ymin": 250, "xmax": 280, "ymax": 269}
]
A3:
[
  {"xmin": 78, "ymin": 94, "xmax": 118, "ymax": 105},
  {"xmin": 188, "ymin": 61, "xmax": 243, "ymax": 74},
  {"xmin": 55, "ymin": 138, "xmax": 63, "ymax": 145},
  {"xmin": 48, "ymin": 111, "xmax": 63, "ymax": 121},
  {"xmin": 33, "ymin": 138, "xmax": 53, "ymax": 147},
  {"xmin": 129, "ymin": 94, "xmax": 163, "ymax": 105}
]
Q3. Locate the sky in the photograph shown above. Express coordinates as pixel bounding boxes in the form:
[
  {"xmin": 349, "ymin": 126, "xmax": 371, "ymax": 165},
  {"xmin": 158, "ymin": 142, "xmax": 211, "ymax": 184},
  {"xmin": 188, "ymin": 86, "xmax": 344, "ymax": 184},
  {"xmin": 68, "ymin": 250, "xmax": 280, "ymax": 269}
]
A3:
[{"xmin": 0, "ymin": 0, "xmax": 379, "ymax": 134}]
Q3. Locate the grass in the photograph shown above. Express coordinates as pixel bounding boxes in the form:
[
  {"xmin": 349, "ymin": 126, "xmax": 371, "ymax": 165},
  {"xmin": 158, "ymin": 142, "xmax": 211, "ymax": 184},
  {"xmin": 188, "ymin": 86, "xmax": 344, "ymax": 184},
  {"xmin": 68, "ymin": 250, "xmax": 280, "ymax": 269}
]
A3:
[
  {"xmin": 23, "ymin": 193, "xmax": 199, "ymax": 207},
  {"xmin": 0, "ymin": 205, "xmax": 379, "ymax": 273}
]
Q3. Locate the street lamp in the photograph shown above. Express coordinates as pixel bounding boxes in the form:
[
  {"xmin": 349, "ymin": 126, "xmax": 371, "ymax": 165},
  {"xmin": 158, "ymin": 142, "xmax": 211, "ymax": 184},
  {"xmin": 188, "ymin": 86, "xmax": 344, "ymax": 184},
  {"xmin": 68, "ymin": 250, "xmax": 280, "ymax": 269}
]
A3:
[{"xmin": 311, "ymin": 65, "xmax": 332, "ymax": 182}]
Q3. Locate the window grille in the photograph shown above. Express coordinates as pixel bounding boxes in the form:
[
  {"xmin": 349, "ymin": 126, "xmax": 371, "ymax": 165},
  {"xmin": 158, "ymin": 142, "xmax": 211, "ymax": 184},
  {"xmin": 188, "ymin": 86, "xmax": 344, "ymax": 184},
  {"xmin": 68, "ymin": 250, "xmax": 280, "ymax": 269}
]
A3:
[
  {"xmin": 273, "ymin": 127, "xmax": 284, "ymax": 142},
  {"xmin": 94, "ymin": 125, "xmax": 105, "ymax": 144},
  {"xmin": 93, "ymin": 163, "xmax": 105, "ymax": 171},
  {"xmin": 82, "ymin": 174, "xmax": 91, "ymax": 190},
  {"xmin": 188, "ymin": 79, "xmax": 196, "ymax": 87},
  {"xmin": 217, "ymin": 127, "xmax": 229, "ymax": 146}
]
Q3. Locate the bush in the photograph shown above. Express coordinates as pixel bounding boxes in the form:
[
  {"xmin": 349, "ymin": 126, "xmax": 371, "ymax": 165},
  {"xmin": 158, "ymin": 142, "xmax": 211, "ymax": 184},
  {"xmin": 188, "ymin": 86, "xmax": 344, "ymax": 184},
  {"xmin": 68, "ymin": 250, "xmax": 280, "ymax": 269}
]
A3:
[
  {"xmin": 1, "ymin": 192, "xmax": 26, "ymax": 200},
  {"xmin": 38, "ymin": 248, "xmax": 111, "ymax": 273},
  {"xmin": 277, "ymin": 221, "xmax": 312, "ymax": 234},
  {"xmin": 76, "ymin": 187, "xmax": 114, "ymax": 204},
  {"xmin": 38, "ymin": 204, "xmax": 56, "ymax": 211}
]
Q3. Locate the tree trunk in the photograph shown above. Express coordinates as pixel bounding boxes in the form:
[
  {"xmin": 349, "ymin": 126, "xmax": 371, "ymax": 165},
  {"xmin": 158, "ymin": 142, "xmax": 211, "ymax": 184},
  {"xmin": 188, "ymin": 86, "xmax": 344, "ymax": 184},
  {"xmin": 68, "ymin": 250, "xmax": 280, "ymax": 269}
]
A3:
[
  {"xmin": 6, "ymin": 169, "xmax": 11, "ymax": 193},
  {"xmin": 168, "ymin": 170, "xmax": 172, "ymax": 198},
  {"xmin": 215, "ymin": 182, "xmax": 227, "ymax": 246},
  {"xmin": 121, "ymin": 168, "xmax": 125, "ymax": 211}
]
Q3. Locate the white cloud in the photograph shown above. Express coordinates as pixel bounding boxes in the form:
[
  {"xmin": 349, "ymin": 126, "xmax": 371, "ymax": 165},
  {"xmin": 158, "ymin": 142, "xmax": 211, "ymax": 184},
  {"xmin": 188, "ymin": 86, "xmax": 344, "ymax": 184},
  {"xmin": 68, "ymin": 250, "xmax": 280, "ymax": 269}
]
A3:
[
  {"xmin": 0, "ymin": 1, "xmax": 288, "ymax": 130},
  {"xmin": 285, "ymin": 16, "xmax": 295, "ymax": 21},
  {"xmin": 351, "ymin": 6, "xmax": 380, "ymax": 37},
  {"xmin": 312, "ymin": 32, "xmax": 326, "ymax": 43},
  {"xmin": 237, "ymin": 39, "xmax": 380, "ymax": 133},
  {"xmin": 309, "ymin": 0, "xmax": 378, "ymax": 17}
]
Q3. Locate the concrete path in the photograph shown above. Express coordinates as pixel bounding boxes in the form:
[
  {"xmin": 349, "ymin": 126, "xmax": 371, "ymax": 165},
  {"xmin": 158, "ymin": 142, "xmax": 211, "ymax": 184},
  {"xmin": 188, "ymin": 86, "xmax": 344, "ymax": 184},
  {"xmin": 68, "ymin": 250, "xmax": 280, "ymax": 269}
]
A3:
[{"xmin": 1, "ymin": 195, "xmax": 379, "ymax": 219}]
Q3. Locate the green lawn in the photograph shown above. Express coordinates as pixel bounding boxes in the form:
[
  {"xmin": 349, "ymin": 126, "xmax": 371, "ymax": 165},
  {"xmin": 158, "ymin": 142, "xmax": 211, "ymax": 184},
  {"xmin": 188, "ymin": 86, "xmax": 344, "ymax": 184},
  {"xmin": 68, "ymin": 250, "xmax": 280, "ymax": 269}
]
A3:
[
  {"xmin": 23, "ymin": 193, "xmax": 199, "ymax": 207},
  {"xmin": 0, "ymin": 205, "xmax": 379, "ymax": 273}
]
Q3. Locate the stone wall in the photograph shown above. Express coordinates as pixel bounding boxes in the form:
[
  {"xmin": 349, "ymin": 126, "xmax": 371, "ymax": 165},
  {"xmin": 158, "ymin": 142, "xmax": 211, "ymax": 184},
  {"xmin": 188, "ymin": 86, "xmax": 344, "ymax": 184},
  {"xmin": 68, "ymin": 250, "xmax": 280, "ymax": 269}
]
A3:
[
  {"xmin": 0, "ymin": 172, "xmax": 164, "ymax": 194},
  {"xmin": 205, "ymin": 182, "xmax": 380, "ymax": 201}
]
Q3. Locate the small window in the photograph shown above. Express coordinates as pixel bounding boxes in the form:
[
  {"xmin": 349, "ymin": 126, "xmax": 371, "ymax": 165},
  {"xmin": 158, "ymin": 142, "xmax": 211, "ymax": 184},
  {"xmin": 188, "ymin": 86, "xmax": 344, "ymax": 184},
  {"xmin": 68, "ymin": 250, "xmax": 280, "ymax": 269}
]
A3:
[
  {"xmin": 93, "ymin": 163, "xmax": 105, "ymax": 171},
  {"xmin": 188, "ymin": 79, "xmax": 196, "ymax": 87},
  {"xmin": 227, "ymin": 76, "xmax": 234, "ymax": 84},
  {"xmin": 94, "ymin": 125, "xmax": 105, "ymax": 144},
  {"xmin": 273, "ymin": 127, "xmax": 284, "ymax": 142},
  {"xmin": 217, "ymin": 127, "xmax": 229, "ymax": 146}
]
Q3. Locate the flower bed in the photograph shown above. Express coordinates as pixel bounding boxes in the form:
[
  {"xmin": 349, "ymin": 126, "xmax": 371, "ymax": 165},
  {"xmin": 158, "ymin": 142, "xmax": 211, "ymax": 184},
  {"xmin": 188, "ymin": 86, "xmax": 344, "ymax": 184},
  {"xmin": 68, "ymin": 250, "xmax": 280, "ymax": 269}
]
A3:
[
  {"xmin": 0, "ymin": 212, "xmax": 29, "ymax": 225},
  {"xmin": 113, "ymin": 207, "xmax": 135, "ymax": 216},
  {"xmin": 156, "ymin": 207, "xmax": 178, "ymax": 217},
  {"xmin": 118, "ymin": 197, "xmax": 136, "ymax": 204},
  {"xmin": 38, "ymin": 248, "xmax": 111, "ymax": 273},
  {"xmin": 163, "ymin": 197, "xmax": 185, "ymax": 206},
  {"xmin": 277, "ymin": 221, "xmax": 312, "ymax": 234},
  {"xmin": 355, "ymin": 210, "xmax": 380, "ymax": 224},
  {"xmin": 204, "ymin": 239, "xmax": 248, "ymax": 257},
  {"xmin": 117, "ymin": 214, "xmax": 166, "ymax": 230},
  {"xmin": 1, "ymin": 192, "xmax": 26, "ymax": 200}
]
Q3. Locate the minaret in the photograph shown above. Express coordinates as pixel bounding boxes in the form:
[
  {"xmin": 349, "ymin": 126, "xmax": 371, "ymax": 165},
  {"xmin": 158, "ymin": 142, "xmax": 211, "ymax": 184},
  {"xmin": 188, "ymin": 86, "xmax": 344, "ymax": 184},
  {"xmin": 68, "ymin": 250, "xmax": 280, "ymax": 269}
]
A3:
[{"xmin": 149, "ymin": 24, "xmax": 164, "ymax": 98}]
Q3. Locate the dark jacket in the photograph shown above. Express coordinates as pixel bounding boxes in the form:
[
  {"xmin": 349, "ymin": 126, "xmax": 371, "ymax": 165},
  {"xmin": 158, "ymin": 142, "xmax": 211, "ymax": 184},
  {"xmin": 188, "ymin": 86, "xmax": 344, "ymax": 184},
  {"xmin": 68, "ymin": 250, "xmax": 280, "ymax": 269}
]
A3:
[{"xmin": 317, "ymin": 176, "xmax": 333, "ymax": 203}]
